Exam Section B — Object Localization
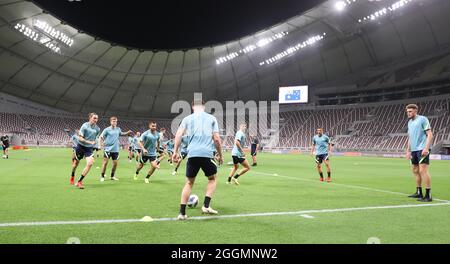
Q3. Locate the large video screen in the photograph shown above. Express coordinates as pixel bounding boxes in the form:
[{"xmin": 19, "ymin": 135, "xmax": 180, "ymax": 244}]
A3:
[{"xmin": 279, "ymin": 86, "xmax": 309, "ymax": 104}]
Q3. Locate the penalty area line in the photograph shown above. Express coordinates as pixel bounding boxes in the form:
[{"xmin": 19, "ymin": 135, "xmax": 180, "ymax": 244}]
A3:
[{"xmin": 0, "ymin": 202, "xmax": 449, "ymax": 228}]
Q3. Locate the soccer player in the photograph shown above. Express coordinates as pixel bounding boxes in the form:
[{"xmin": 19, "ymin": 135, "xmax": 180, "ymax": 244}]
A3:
[
  {"xmin": 1, "ymin": 134, "xmax": 10, "ymax": 159},
  {"xmin": 405, "ymin": 104, "xmax": 433, "ymax": 202},
  {"xmin": 227, "ymin": 123, "xmax": 251, "ymax": 185},
  {"xmin": 133, "ymin": 132, "xmax": 142, "ymax": 162},
  {"xmin": 172, "ymin": 135, "xmax": 189, "ymax": 176},
  {"xmin": 157, "ymin": 128, "xmax": 166, "ymax": 162},
  {"xmin": 250, "ymin": 136, "xmax": 260, "ymax": 166},
  {"xmin": 172, "ymin": 100, "xmax": 223, "ymax": 220},
  {"xmin": 70, "ymin": 130, "xmax": 79, "ymax": 162},
  {"xmin": 166, "ymin": 138, "xmax": 175, "ymax": 165},
  {"xmin": 70, "ymin": 113, "xmax": 101, "ymax": 189},
  {"xmin": 134, "ymin": 122, "xmax": 161, "ymax": 184},
  {"xmin": 99, "ymin": 117, "xmax": 132, "ymax": 182},
  {"xmin": 127, "ymin": 135, "xmax": 135, "ymax": 163},
  {"xmin": 311, "ymin": 128, "xmax": 332, "ymax": 182}
]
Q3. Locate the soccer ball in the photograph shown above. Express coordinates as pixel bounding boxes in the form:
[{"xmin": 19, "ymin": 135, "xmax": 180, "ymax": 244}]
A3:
[{"xmin": 187, "ymin": 194, "xmax": 199, "ymax": 208}]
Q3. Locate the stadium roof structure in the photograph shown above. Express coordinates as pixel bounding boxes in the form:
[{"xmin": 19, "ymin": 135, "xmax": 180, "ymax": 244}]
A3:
[{"xmin": 0, "ymin": 0, "xmax": 449, "ymax": 118}]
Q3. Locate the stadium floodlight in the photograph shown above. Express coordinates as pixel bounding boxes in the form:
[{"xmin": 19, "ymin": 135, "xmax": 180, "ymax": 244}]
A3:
[
  {"xmin": 335, "ymin": 1, "xmax": 347, "ymax": 11},
  {"xmin": 358, "ymin": 0, "xmax": 413, "ymax": 23},
  {"xmin": 33, "ymin": 19, "xmax": 74, "ymax": 47},
  {"xmin": 259, "ymin": 32, "xmax": 326, "ymax": 66},
  {"xmin": 334, "ymin": 0, "xmax": 358, "ymax": 12},
  {"xmin": 13, "ymin": 23, "xmax": 62, "ymax": 54},
  {"xmin": 216, "ymin": 31, "xmax": 288, "ymax": 65}
]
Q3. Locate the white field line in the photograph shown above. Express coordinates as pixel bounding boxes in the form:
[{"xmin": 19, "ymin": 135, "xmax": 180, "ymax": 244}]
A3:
[
  {"xmin": 0, "ymin": 202, "xmax": 449, "ymax": 228},
  {"xmin": 251, "ymin": 171, "xmax": 450, "ymax": 203}
]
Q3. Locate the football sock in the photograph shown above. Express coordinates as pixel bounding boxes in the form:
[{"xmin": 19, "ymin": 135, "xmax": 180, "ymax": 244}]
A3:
[
  {"xmin": 204, "ymin": 197, "xmax": 211, "ymax": 208},
  {"xmin": 327, "ymin": 172, "xmax": 331, "ymax": 178},
  {"xmin": 227, "ymin": 177, "xmax": 232, "ymax": 182},
  {"xmin": 425, "ymin": 188, "xmax": 431, "ymax": 198},
  {"xmin": 417, "ymin": 187, "xmax": 423, "ymax": 196},
  {"xmin": 180, "ymin": 204, "xmax": 187, "ymax": 215},
  {"xmin": 319, "ymin": 172, "xmax": 324, "ymax": 178},
  {"xmin": 78, "ymin": 175, "xmax": 85, "ymax": 183},
  {"xmin": 101, "ymin": 173, "xmax": 105, "ymax": 178},
  {"xmin": 234, "ymin": 174, "xmax": 240, "ymax": 179},
  {"xmin": 111, "ymin": 173, "xmax": 115, "ymax": 178},
  {"xmin": 71, "ymin": 172, "xmax": 75, "ymax": 177}
]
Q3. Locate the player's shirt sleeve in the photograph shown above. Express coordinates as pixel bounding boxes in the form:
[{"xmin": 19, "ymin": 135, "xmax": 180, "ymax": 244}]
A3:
[
  {"xmin": 312, "ymin": 137, "xmax": 316, "ymax": 145},
  {"xmin": 422, "ymin": 117, "xmax": 431, "ymax": 131}
]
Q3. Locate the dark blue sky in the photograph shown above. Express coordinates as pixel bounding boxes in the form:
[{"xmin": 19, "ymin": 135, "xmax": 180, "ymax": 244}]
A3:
[{"xmin": 33, "ymin": 0, "xmax": 325, "ymax": 50}]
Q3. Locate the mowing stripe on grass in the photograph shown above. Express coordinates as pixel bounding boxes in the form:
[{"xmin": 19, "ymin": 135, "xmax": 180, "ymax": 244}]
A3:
[
  {"xmin": 1, "ymin": 202, "xmax": 449, "ymax": 227},
  {"xmin": 252, "ymin": 171, "xmax": 450, "ymax": 203},
  {"xmin": 300, "ymin": 214, "xmax": 315, "ymax": 219}
]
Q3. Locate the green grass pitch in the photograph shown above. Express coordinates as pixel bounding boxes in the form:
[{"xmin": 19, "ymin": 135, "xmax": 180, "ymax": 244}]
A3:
[{"xmin": 0, "ymin": 148, "xmax": 449, "ymax": 244}]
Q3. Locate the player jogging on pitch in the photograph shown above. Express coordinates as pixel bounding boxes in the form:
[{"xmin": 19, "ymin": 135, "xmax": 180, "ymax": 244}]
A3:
[
  {"xmin": 127, "ymin": 135, "xmax": 135, "ymax": 162},
  {"xmin": 70, "ymin": 113, "xmax": 101, "ymax": 189},
  {"xmin": 157, "ymin": 127, "xmax": 166, "ymax": 162},
  {"xmin": 227, "ymin": 123, "xmax": 251, "ymax": 185},
  {"xmin": 166, "ymin": 138, "xmax": 175, "ymax": 165},
  {"xmin": 311, "ymin": 128, "xmax": 332, "ymax": 182},
  {"xmin": 133, "ymin": 132, "xmax": 142, "ymax": 163},
  {"xmin": 1, "ymin": 134, "xmax": 10, "ymax": 159},
  {"xmin": 406, "ymin": 104, "xmax": 433, "ymax": 202},
  {"xmin": 250, "ymin": 136, "xmax": 260, "ymax": 166},
  {"xmin": 69, "ymin": 130, "xmax": 79, "ymax": 162},
  {"xmin": 99, "ymin": 117, "xmax": 132, "ymax": 182},
  {"xmin": 134, "ymin": 121, "xmax": 161, "ymax": 184},
  {"xmin": 172, "ymin": 99, "xmax": 223, "ymax": 220}
]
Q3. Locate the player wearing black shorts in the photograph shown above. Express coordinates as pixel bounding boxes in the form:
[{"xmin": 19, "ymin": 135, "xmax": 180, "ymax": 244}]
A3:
[
  {"xmin": 134, "ymin": 122, "xmax": 161, "ymax": 184},
  {"xmin": 127, "ymin": 135, "xmax": 135, "ymax": 163},
  {"xmin": 70, "ymin": 113, "xmax": 101, "ymax": 189},
  {"xmin": 311, "ymin": 128, "xmax": 332, "ymax": 182},
  {"xmin": 99, "ymin": 117, "xmax": 132, "ymax": 182},
  {"xmin": 228, "ymin": 124, "xmax": 250, "ymax": 185},
  {"xmin": 1, "ymin": 134, "xmax": 10, "ymax": 159},
  {"xmin": 250, "ymin": 136, "xmax": 259, "ymax": 166},
  {"xmin": 133, "ymin": 132, "xmax": 142, "ymax": 162},
  {"xmin": 157, "ymin": 128, "xmax": 166, "ymax": 162},
  {"xmin": 405, "ymin": 104, "xmax": 433, "ymax": 202},
  {"xmin": 172, "ymin": 100, "xmax": 223, "ymax": 220}
]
